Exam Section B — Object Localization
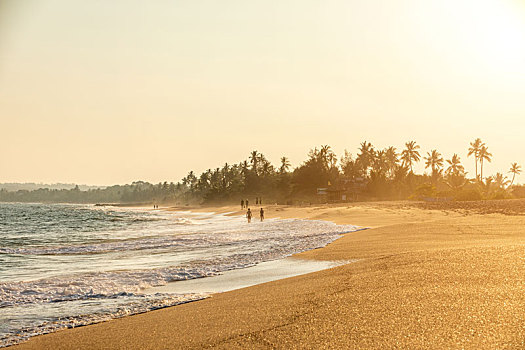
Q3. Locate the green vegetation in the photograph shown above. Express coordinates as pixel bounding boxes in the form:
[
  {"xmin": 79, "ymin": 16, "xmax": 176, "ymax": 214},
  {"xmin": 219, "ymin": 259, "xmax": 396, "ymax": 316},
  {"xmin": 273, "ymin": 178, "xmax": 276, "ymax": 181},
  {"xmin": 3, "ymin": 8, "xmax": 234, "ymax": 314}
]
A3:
[{"xmin": 1, "ymin": 139, "xmax": 523, "ymax": 204}]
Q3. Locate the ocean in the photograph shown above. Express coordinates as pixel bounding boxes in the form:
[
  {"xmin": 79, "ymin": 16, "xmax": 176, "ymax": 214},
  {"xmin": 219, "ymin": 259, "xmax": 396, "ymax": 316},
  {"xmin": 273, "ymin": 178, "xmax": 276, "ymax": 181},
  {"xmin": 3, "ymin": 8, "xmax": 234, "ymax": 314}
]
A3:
[{"xmin": 0, "ymin": 203, "xmax": 358, "ymax": 347}]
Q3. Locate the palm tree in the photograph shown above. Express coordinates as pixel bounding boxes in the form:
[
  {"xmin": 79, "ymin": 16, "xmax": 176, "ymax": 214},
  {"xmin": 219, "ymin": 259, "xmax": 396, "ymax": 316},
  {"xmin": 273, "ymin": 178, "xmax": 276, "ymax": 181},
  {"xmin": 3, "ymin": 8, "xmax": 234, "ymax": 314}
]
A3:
[
  {"xmin": 400, "ymin": 141, "xmax": 421, "ymax": 173},
  {"xmin": 508, "ymin": 162, "xmax": 521, "ymax": 187},
  {"xmin": 385, "ymin": 146, "xmax": 398, "ymax": 178},
  {"xmin": 478, "ymin": 145, "xmax": 492, "ymax": 182},
  {"xmin": 492, "ymin": 173, "xmax": 509, "ymax": 189},
  {"xmin": 279, "ymin": 157, "xmax": 291, "ymax": 174},
  {"xmin": 310, "ymin": 145, "xmax": 335, "ymax": 170},
  {"xmin": 445, "ymin": 154, "xmax": 465, "ymax": 175},
  {"xmin": 256, "ymin": 153, "xmax": 272, "ymax": 176},
  {"xmin": 320, "ymin": 145, "xmax": 333, "ymax": 158},
  {"xmin": 241, "ymin": 160, "xmax": 249, "ymax": 175},
  {"xmin": 372, "ymin": 150, "xmax": 388, "ymax": 176},
  {"xmin": 340, "ymin": 150, "xmax": 359, "ymax": 178},
  {"xmin": 467, "ymin": 138, "xmax": 483, "ymax": 181},
  {"xmin": 327, "ymin": 152, "xmax": 337, "ymax": 169},
  {"xmin": 357, "ymin": 141, "xmax": 374, "ymax": 175},
  {"xmin": 445, "ymin": 160, "xmax": 467, "ymax": 190},
  {"xmin": 249, "ymin": 151, "xmax": 259, "ymax": 175},
  {"xmin": 424, "ymin": 150, "xmax": 444, "ymax": 180},
  {"xmin": 260, "ymin": 160, "xmax": 274, "ymax": 176},
  {"xmin": 184, "ymin": 171, "xmax": 197, "ymax": 191}
]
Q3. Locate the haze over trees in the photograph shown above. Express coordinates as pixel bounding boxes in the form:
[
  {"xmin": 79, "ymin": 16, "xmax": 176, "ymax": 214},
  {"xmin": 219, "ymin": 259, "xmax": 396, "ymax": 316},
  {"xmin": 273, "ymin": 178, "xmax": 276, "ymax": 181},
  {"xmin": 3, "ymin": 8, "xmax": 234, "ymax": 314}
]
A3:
[
  {"xmin": 1, "ymin": 139, "xmax": 523, "ymax": 204},
  {"xmin": 0, "ymin": 183, "xmax": 104, "ymax": 192}
]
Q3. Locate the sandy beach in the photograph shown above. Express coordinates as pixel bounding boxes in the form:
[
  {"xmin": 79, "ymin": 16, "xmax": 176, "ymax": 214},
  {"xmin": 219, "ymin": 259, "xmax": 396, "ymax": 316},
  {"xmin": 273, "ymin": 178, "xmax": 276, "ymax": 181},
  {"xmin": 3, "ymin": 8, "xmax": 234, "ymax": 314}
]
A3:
[{"xmin": 12, "ymin": 200, "xmax": 525, "ymax": 349}]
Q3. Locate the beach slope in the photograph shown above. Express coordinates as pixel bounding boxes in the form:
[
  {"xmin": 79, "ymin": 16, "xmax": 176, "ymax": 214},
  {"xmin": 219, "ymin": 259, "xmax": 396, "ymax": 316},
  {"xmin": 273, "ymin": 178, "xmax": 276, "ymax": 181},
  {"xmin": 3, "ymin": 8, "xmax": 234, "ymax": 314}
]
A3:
[{"xmin": 13, "ymin": 202, "xmax": 525, "ymax": 349}]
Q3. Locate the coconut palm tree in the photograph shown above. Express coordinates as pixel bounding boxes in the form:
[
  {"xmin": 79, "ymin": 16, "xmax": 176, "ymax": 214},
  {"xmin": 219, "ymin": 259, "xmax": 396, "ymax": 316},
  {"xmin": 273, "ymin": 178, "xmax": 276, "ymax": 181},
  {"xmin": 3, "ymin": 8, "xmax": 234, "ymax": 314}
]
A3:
[
  {"xmin": 279, "ymin": 157, "xmax": 291, "ymax": 174},
  {"xmin": 478, "ymin": 145, "xmax": 492, "ymax": 182},
  {"xmin": 241, "ymin": 160, "xmax": 249, "ymax": 175},
  {"xmin": 249, "ymin": 151, "xmax": 259, "ymax": 175},
  {"xmin": 445, "ymin": 154, "xmax": 465, "ymax": 175},
  {"xmin": 385, "ymin": 146, "xmax": 398, "ymax": 178},
  {"xmin": 260, "ymin": 160, "xmax": 274, "ymax": 176},
  {"xmin": 372, "ymin": 150, "xmax": 388, "ymax": 176},
  {"xmin": 340, "ymin": 150, "xmax": 360, "ymax": 178},
  {"xmin": 508, "ymin": 162, "xmax": 521, "ymax": 187},
  {"xmin": 400, "ymin": 141, "xmax": 421, "ymax": 174},
  {"xmin": 256, "ymin": 153, "xmax": 272, "ymax": 176},
  {"xmin": 357, "ymin": 141, "xmax": 374, "ymax": 176},
  {"xmin": 467, "ymin": 138, "xmax": 483, "ymax": 181},
  {"xmin": 492, "ymin": 173, "xmax": 510, "ymax": 189},
  {"xmin": 327, "ymin": 152, "xmax": 337, "ymax": 170},
  {"xmin": 310, "ymin": 145, "xmax": 335, "ymax": 170},
  {"xmin": 424, "ymin": 150, "xmax": 444, "ymax": 180},
  {"xmin": 184, "ymin": 171, "xmax": 197, "ymax": 191}
]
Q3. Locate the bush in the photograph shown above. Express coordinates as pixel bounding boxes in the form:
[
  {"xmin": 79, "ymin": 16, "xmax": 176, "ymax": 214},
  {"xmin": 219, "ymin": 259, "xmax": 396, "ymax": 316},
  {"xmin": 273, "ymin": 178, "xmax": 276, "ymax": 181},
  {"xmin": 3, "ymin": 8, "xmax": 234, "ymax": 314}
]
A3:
[
  {"xmin": 454, "ymin": 188, "xmax": 482, "ymax": 201},
  {"xmin": 412, "ymin": 183, "xmax": 436, "ymax": 200}
]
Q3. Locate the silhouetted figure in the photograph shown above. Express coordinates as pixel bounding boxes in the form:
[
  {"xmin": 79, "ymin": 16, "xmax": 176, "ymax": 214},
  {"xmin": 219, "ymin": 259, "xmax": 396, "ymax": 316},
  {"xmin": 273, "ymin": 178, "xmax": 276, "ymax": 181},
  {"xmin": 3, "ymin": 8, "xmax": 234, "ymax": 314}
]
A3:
[
  {"xmin": 246, "ymin": 200, "xmax": 249, "ymax": 208},
  {"xmin": 259, "ymin": 197, "xmax": 262, "ymax": 205},
  {"xmin": 256, "ymin": 197, "xmax": 258, "ymax": 205},
  {"xmin": 260, "ymin": 208, "xmax": 264, "ymax": 221},
  {"xmin": 246, "ymin": 208, "xmax": 252, "ymax": 223},
  {"xmin": 241, "ymin": 199, "xmax": 244, "ymax": 209}
]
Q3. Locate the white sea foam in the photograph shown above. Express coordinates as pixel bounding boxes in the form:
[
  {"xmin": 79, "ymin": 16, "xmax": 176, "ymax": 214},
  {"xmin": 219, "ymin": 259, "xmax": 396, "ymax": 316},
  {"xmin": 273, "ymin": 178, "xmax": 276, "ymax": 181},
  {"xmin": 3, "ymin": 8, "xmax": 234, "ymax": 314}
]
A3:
[{"xmin": 0, "ymin": 292, "xmax": 208, "ymax": 347}]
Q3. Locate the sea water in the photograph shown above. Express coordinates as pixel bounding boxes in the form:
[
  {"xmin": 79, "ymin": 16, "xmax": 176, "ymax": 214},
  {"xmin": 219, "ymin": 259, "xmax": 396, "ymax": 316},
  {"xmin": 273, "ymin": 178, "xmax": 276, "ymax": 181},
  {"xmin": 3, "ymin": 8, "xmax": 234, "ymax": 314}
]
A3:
[{"xmin": 0, "ymin": 203, "xmax": 359, "ymax": 347}]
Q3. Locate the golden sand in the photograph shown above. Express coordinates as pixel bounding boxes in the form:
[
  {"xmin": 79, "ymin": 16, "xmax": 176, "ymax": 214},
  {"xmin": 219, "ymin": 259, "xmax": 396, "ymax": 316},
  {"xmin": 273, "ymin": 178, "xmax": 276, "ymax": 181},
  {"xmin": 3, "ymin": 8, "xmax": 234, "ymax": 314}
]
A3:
[{"xmin": 13, "ymin": 201, "xmax": 525, "ymax": 349}]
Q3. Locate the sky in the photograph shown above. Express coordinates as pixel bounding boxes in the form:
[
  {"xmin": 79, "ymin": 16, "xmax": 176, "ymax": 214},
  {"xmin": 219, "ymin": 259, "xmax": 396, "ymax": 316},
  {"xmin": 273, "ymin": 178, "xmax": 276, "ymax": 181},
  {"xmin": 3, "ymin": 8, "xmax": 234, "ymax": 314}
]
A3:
[{"xmin": 1, "ymin": 0, "xmax": 524, "ymax": 185}]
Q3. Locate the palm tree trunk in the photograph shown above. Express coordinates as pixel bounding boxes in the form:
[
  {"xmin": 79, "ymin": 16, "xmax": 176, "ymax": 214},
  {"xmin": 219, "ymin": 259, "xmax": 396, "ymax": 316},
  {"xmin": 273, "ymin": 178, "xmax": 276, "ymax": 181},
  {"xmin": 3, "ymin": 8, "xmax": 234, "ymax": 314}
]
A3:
[
  {"xmin": 475, "ymin": 158, "xmax": 478, "ymax": 181},
  {"xmin": 480, "ymin": 160, "xmax": 483, "ymax": 183},
  {"xmin": 510, "ymin": 173, "xmax": 516, "ymax": 187}
]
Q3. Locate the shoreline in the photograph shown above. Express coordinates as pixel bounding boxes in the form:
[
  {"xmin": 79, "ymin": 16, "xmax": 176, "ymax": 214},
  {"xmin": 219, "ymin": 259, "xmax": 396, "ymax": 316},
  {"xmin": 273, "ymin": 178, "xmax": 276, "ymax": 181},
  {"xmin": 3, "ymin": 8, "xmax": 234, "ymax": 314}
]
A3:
[
  {"xmin": 144, "ymin": 257, "xmax": 352, "ymax": 295},
  {"xmin": 12, "ymin": 201, "xmax": 525, "ymax": 349}
]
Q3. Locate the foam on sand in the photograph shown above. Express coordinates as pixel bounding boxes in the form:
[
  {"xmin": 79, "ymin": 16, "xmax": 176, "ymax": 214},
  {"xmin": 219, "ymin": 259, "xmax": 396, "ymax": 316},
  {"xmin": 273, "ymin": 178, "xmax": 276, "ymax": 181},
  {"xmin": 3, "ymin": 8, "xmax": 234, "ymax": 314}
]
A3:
[{"xmin": 146, "ymin": 257, "xmax": 355, "ymax": 294}]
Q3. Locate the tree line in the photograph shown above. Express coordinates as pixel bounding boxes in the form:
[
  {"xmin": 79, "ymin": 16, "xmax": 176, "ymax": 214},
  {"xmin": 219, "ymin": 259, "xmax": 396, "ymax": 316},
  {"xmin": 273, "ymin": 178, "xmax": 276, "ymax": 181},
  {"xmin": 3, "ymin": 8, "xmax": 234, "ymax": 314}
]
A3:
[{"xmin": 1, "ymin": 138, "xmax": 523, "ymax": 204}]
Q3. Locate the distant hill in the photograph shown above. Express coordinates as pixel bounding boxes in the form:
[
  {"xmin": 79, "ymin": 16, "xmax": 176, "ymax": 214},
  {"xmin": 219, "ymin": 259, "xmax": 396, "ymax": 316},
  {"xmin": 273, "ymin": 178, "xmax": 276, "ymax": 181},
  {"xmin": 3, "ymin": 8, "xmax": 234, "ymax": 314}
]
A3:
[{"xmin": 0, "ymin": 183, "xmax": 106, "ymax": 192}]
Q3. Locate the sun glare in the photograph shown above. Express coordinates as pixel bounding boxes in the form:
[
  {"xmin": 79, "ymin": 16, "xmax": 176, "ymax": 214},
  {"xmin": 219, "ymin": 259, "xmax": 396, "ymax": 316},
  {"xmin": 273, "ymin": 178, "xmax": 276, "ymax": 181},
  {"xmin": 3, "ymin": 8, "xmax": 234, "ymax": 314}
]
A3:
[{"xmin": 456, "ymin": 0, "xmax": 525, "ymax": 72}]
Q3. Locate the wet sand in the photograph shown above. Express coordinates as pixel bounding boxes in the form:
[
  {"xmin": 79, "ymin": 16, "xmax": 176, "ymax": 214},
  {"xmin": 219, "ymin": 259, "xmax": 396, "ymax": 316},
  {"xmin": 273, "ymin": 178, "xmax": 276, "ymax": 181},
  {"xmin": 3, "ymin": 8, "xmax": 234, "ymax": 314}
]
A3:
[
  {"xmin": 145, "ymin": 258, "xmax": 348, "ymax": 295},
  {"xmin": 13, "ymin": 201, "xmax": 525, "ymax": 349}
]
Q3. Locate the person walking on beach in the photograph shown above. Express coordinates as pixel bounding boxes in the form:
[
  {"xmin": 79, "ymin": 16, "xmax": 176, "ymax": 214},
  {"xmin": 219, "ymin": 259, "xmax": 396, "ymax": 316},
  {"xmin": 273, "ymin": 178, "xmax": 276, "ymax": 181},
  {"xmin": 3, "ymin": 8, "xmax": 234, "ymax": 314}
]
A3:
[
  {"xmin": 241, "ymin": 199, "xmax": 244, "ymax": 209},
  {"xmin": 246, "ymin": 199, "xmax": 249, "ymax": 208},
  {"xmin": 260, "ymin": 207, "xmax": 264, "ymax": 221},
  {"xmin": 256, "ymin": 197, "xmax": 258, "ymax": 205},
  {"xmin": 246, "ymin": 208, "xmax": 252, "ymax": 223}
]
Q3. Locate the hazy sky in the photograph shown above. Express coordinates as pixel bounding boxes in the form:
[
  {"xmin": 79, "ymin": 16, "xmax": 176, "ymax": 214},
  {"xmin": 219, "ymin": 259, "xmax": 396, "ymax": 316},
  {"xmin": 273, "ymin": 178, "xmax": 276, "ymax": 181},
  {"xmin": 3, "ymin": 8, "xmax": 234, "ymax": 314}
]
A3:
[{"xmin": 1, "ymin": 0, "xmax": 524, "ymax": 185}]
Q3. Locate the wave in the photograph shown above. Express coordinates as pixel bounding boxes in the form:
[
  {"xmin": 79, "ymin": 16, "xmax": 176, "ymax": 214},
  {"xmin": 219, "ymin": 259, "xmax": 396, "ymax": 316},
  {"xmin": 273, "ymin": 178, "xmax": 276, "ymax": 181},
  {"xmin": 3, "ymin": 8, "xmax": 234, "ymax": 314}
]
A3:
[
  {"xmin": 0, "ymin": 205, "xmax": 361, "ymax": 347},
  {"xmin": 0, "ymin": 292, "xmax": 207, "ymax": 348}
]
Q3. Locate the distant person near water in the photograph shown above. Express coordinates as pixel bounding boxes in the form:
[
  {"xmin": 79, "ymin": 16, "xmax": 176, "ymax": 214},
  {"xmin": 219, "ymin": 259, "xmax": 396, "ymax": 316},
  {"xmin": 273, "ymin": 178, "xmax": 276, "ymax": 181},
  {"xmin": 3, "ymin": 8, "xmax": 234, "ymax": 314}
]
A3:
[
  {"xmin": 260, "ymin": 208, "xmax": 264, "ymax": 221},
  {"xmin": 255, "ymin": 197, "xmax": 258, "ymax": 205},
  {"xmin": 241, "ymin": 199, "xmax": 244, "ymax": 209},
  {"xmin": 246, "ymin": 200, "xmax": 249, "ymax": 208},
  {"xmin": 246, "ymin": 208, "xmax": 252, "ymax": 223}
]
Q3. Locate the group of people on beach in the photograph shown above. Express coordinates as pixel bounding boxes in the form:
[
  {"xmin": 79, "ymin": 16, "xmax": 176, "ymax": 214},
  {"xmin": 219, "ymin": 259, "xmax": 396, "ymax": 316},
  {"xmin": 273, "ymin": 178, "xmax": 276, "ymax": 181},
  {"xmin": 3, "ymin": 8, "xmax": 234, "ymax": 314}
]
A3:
[
  {"xmin": 242, "ymin": 198, "xmax": 264, "ymax": 223},
  {"xmin": 240, "ymin": 197, "xmax": 262, "ymax": 209}
]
